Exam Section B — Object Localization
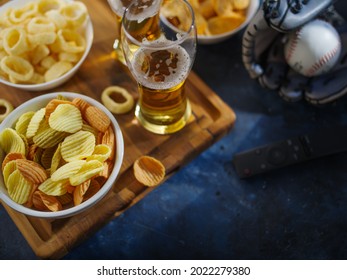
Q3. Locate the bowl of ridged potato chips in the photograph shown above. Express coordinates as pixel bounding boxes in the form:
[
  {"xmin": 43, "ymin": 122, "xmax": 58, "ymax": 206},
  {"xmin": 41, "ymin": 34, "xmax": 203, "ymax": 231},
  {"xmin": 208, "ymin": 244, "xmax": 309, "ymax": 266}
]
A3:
[
  {"xmin": 0, "ymin": 92, "xmax": 124, "ymax": 218},
  {"xmin": 0, "ymin": 0, "xmax": 93, "ymax": 91}
]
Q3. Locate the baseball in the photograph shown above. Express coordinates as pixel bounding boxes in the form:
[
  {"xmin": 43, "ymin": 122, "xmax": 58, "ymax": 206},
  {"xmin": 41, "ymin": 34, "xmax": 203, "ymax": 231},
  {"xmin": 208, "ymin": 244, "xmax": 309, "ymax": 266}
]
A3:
[{"xmin": 284, "ymin": 19, "xmax": 341, "ymax": 77}]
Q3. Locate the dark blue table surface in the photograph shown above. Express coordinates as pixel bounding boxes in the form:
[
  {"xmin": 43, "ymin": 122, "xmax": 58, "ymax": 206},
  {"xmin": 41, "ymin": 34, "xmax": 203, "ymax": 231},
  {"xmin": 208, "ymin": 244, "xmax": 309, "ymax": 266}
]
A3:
[{"xmin": 2, "ymin": 1, "xmax": 347, "ymax": 260}]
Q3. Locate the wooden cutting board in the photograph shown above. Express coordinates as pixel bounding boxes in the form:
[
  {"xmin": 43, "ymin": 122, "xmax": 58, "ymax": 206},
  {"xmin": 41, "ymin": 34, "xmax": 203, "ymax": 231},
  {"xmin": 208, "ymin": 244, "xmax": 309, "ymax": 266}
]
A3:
[{"xmin": 0, "ymin": 0, "xmax": 236, "ymax": 259}]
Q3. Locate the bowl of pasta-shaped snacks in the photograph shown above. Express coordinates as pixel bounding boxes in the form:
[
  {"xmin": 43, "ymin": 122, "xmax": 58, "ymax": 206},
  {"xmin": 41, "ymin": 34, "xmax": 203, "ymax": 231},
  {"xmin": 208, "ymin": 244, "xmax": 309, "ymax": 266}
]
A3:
[
  {"xmin": 0, "ymin": 0, "xmax": 93, "ymax": 91},
  {"xmin": 0, "ymin": 92, "xmax": 124, "ymax": 219}
]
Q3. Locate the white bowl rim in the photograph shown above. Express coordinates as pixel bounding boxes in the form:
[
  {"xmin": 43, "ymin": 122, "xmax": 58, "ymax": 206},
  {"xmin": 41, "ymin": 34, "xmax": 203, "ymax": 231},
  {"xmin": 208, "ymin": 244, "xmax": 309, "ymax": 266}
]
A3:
[
  {"xmin": 197, "ymin": 0, "xmax": 260, "ymax": 44},
  {"xmin": 0, "ymin": 0, "xmax": 94, "ymax": 91},
  {"xmin": 0, "ymin": 92, "xmax": 124, "ymax": 219}
]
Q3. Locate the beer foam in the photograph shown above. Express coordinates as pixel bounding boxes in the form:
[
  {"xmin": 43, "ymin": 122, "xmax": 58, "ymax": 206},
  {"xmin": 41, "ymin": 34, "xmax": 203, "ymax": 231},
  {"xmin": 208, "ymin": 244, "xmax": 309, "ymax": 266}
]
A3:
[
  {"xmin": 127, "ymin": 0, "xmax": 161, "ymax": 23},
  {"xmin": 132, "ymin": 44, "xmax": 191, "ymax": 90}
]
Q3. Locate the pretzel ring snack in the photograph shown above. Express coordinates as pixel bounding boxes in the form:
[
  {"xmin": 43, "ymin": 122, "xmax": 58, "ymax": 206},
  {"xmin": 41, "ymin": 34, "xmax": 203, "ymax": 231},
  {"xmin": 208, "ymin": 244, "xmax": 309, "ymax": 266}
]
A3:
[
  {"xmin": 101, "ymin": 86, "xmax": 134, "ymax": 114},
  {"xmin": 1, "ymin": 56, "xmax": 34, "ymax": 82},
  {"xmin": 0, "ymin": 99, "xmax": 14, "ymax": 123}
]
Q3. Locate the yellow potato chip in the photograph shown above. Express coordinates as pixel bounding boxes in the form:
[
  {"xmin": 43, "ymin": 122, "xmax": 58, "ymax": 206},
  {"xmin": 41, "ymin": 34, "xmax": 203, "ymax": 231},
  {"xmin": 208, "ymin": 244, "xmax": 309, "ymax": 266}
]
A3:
[
  {"xmin": 3, "ymin": 160, "xmax": 17, "ymax": 187},
  {"xmin": 18, "ymin": 133, "xmax": 29, "ymax": 154},
  {"xmin": 50, "ymin": 142, "xmax": 63, "ymax": 175},
  {"xmin": 199, "ymin": 0, "xmax": 217, "ymax": 19},
  {"xmin": 0, "ymin": 128, "xmax": 26, "ymax": 155},
  {"xmin": 86, "ymin": 144, "xmax": 111, "ymax": 162},
  {"xmin": 60, "ymin": 130, "xmax": 95, "ymax": 162},
  {"xmin": 44, "ymin": 61, "xmax": 73, "ymax": 82},
  {"xmin": 7, "ymin": 169, "xmax": 33, "ymax": 204},
  {"xmin": 15, "ymin": 111, "xmax": 35, "ymax": 136},
  {"xmin": 26, "ymin": 108, "xmax": 46, "ymax": 139},
  {"xmin": 33, "ymin": 127, "xmax": 68, "ymax": 149},
  {"xmin": 51, "ymin": 160, "xmax": 85, "ymax": 181},
  {"xmin": 133, "ymin": 156, "xmax": 166, "ymax": 187},
  {"xmin": 233, "ymin": 0, "xmax": 249, "ymax": 10},
  {"xmin": 194, "ymin": 12, "xmax": 209, "ymax": 35},
  {"xmin": 212, "ymin": 0, "xmax": 233, "ymax": 16},
  {"xmin": 44, "ymin": 98, "xmax": 76, "ymax": 119},
  {"xmin": 207, "ymin": 13, "xmax": 245, "ymax": 35},
  {"xmin": 69, "ymin": 160, "xmax": 104, "ymax": 186},
  {"xmin": 81, "ymin": 123, "xmax": 99, "ymax": 139},
  {"xmin": 38, "ymin": 177, "xmax": 68, "ymax": 196},
  {"xmin": 48, "ymin": 104, "xmax": 82, "ymax": 133}
]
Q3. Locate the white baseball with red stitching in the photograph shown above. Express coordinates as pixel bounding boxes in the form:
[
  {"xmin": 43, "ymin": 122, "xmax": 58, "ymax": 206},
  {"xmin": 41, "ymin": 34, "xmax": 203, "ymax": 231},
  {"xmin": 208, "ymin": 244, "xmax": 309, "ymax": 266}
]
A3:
[{"xmin": 284, "ymin": 19, "xmax": 341, "ymax": 77}]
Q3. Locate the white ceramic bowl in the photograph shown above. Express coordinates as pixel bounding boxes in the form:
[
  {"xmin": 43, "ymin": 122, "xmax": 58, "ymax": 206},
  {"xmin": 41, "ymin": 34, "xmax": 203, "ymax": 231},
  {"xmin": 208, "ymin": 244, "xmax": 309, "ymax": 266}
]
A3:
[
  {"xmin": 0, "ymin": 0, "xmax": 94, "ymax": 91},
  {"xmin": 0, "ymin": 92, "xmax": 124, "ymax": 219},
  {"xmin": 197, "ymin": 0, "xmax": 259, "ymax": 44}
]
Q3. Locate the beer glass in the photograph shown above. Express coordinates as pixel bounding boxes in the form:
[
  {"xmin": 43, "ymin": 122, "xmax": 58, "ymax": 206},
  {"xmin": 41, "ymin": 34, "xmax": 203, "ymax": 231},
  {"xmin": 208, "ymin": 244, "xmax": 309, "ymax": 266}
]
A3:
[
  {"xmin": 121, "ymin": 0, "xmax": 197, "ymax": 134},
  {"xmin": 107, "ymin": 0, "xmax": 129, "ymax": 64}
]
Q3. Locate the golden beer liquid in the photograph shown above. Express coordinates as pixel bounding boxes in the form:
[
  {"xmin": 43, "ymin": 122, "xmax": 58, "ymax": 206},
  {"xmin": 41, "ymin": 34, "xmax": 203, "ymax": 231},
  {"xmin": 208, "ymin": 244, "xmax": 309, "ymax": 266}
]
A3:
[
  {"xmin": 135, "ymin": 79, "xmax": 191, "ymax": 134},
  {"xmin": 126, "ymin": 14, "xmax": 161, "ymax": 42},
  {"xmin": 118, "ymin": 10, "xmax": 161, "ymax": 64}
]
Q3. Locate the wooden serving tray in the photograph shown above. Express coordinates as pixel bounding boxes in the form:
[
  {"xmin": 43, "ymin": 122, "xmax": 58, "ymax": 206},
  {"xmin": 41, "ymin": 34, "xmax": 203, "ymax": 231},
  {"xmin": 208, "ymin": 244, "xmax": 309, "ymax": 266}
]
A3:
[{"xmin": 0, "ymin": 0, "xmax": 236, "ymax": 259}]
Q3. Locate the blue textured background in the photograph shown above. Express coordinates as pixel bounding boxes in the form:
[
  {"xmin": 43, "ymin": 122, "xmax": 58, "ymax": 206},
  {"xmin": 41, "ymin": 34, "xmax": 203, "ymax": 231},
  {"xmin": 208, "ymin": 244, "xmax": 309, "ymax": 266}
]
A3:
[{"xmin": 1, "ymin": 0, "xmax": 347, "ymax": 260}]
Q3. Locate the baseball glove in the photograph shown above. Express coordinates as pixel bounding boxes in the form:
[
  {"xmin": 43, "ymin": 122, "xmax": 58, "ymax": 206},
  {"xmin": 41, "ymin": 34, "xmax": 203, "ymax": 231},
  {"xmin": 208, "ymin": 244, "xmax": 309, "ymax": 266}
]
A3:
[{"xmin": 242, "ymin": 0, "xmax": 347, "ymax": 105}]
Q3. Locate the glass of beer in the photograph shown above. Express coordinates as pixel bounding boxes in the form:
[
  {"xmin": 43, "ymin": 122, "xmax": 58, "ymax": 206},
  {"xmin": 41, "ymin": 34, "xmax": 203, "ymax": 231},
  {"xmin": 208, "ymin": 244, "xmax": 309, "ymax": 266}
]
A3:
[
  {"xmin": 107, "ymin": 0, "xmax": 131, "ymax": 65},
  {"xmin": 121, "ymin": 0, "xmax": 197, "ymax": 134}
]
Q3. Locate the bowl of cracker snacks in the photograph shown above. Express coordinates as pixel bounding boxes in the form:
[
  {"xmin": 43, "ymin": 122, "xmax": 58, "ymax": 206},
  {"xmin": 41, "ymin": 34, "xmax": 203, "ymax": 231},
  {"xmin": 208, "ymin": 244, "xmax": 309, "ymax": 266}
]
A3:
[
  {"xmin": 0, "ymin": 0, "xmax": 93, "ymax": 91},
  {"xmin": 0, "ymin": 92, "xmax": 124, "ymax": 218},
  {"xmin": 162, "ymin": 0, "xmax": 259, "ymax": 44}
]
